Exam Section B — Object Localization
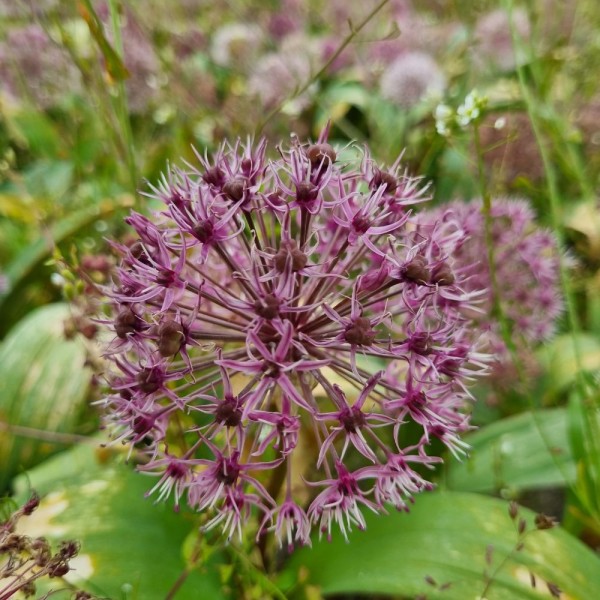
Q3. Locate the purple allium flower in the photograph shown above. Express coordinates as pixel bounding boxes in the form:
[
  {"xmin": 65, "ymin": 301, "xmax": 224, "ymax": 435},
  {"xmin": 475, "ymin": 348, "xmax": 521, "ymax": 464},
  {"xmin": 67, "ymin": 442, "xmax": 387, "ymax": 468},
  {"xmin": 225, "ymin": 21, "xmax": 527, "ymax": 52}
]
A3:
[
  {"xmin": 248, "ymin": 35, "xmax": 315, "ymax": 112},
  {"xmin": 379, "ymin": 51, "xmax": 446, "ymax": 109},
  {"xmin": 416, "ymin": 198, "xmax": 563, "ymax": 373},
  {"xmin": 0, "ymin": 24, "xmax": 81, "ymax": 108},
  {"xmin": 473, "ymin": 8, "xmax": 530, "ymax": 72},
  {"xmin": 210, "ymin": 23, "xmax": 264, "ymax": 70},
  {"xmin": 100, "ymin": 128, "xmax": 489, "ymax": 545}
]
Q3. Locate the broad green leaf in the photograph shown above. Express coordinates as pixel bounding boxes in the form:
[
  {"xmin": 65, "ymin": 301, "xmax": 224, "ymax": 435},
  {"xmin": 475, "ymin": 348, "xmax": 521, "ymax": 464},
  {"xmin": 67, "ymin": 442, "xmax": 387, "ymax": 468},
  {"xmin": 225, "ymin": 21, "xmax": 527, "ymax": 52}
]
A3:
[
  {"xmin": 0, "ymin": 303, "xmax": 92, "ymax": 489},
  {"xmin": 281, "ymin": 491, "xmax": 600, "ymax": 599},
  {"xmin": 446, "ymin": 409, "xmax": 574, "ymax": 493},
  {"xmin": 23, "ymin": 160, "xmax": 74, "ymax": 202},
  {"xmin": 5, "ymin": 108, "xmax": 63, "ymax": 157},
  {"xmin": 14, "ymin": 444, "xmax": 229, "ymax": 600},
  {"xmin": 541, "ymin": 334, "xmax": 600, "ymax": 392},
  {"xmin": 0, "ymin": 198, "xmax": 126, "ymax": 311}
]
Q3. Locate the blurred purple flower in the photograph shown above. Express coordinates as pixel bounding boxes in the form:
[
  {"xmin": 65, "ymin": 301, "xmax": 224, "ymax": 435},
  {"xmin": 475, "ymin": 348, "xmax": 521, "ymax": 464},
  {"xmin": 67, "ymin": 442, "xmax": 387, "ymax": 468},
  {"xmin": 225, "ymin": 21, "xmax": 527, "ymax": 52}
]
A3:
[
  {"xmin": 416, "ymin": 198, "xmax": 563, "ymax": 370},
  {"xmin": 473, "ymin": 8, "xmax": 530, "ymax": 72},
  {"xmin": 379, "ymin": 51, "xmax": 446, "ymax": 108},
  {"xmin": 100, "ymin": 129, "xmax": 489, "ymax": 545},
  {"xmin": 0, "ymin": 24, "xmax": 81, "ymax": 108}
]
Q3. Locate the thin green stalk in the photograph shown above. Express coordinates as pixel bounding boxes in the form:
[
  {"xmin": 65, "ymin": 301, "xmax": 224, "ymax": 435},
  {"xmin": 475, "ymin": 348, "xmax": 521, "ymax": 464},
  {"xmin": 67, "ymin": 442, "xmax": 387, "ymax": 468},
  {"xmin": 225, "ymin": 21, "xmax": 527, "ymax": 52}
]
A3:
[
  {"xmin": 506, "ymin": 0, "xmax": 600, "ymax": 522},
  {"xmin": 257, "ymin": 0, "xmax": 391, "ymax": 135},
  {"xmin": 107, "ymin": 0, "xmax": 139, "ymax": 196}
]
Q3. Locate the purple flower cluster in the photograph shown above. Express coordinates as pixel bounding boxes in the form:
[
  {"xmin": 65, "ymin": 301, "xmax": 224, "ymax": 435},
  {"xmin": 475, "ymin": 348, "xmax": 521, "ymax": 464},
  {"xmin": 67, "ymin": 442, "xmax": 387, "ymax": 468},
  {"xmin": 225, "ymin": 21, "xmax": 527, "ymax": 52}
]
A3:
[
  {"xmin": 416, "ymin": 199, "xmax": 563, "ymax": 368},
  {"xmin": 0, "ymin": 24, "xmax": 81, "ymax": 109},
  {"xmin": 100, "ymin": 130, "xmax": 489, "ymax": 546}
]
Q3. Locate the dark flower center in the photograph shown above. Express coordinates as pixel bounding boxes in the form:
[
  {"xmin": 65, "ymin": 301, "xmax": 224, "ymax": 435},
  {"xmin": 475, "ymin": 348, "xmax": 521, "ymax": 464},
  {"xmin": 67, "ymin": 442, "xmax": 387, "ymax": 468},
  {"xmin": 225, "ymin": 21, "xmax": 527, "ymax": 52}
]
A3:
[
  {"xmin": 431, "ymin": 262, "xmax": 455, "ymax": 286},
  {"xmin": 137, "ymin": 367, "xmax": 162, "ymax": 394},
  {"xmin": 274, "ymin": 240, "xmax": 308, "ymax": 272},
  {"xmin": 222, "ymin": 177, "xmax": 247, "ymax": 202},
  {"xmin": 296, "ymin": 181, "xmax": 319, "ymax": 204},
  {"xmin": 115, "ymin": 308, "xmax": 139, "ymax": 338},
  {"xmin": 370, "ymin": 168, "xmax": 398, "ymax": 194},
  {"xmin": 158, "ymin": 319, "xmax": 185, "ymax": 357},
  {"xmin": 402, "ymin": 256, "xmax": 430, "ymax": 284},
  {"xmin": 344, "ymin": 317, "xmax": 376, "ymax": 346},
  {"xmin": 215, "ymin": 398, "xmax": 242, "ymax": 427},
  {"xmin": 253, "ymin": 294, "xmax": 280, "ymax": 319},
  {"xmin": 192, "ymin": 219, "xmax": 214, "ymax": 243},
  {"xmin": 340, "ymin": 406, "xmax": 367, "ymax": 433}
]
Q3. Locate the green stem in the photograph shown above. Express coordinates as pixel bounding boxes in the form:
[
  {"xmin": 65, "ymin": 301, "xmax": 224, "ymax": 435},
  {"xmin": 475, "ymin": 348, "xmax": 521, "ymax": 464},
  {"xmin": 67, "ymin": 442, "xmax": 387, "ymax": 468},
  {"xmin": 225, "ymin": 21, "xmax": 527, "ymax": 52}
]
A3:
[
  {"xmin": 107, "ymin": 0, "xmax": 139, "ymax": 196},
  {"xmin": 257, "ymin": 0, "xmax": 391, "ymax": 134},
  {"xmin": 506, "ymin": 0, "xmax": 600, "ymax": 522}
]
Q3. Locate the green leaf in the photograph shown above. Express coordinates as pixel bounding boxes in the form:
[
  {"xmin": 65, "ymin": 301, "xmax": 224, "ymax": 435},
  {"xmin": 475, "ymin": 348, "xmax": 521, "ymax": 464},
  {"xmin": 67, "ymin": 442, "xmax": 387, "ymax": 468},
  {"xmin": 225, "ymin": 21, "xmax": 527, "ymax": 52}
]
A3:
[
  {"xmin": 446, "ymin": 409, "xmax": 574, "ymax": 493},
  {"xmin": 0, "ymin": 303, "xmax": 92, "ymax": 489},
  {"xmin": 14, "ymin": 443, "xmax": 229, "ymax": 600},
  {"xmin": 0, "ymin": 198, "xmax": 125, "ymax": 311},
  {"xmin": 280, "ymin": 491, "xmax": 600, "ymax": 599},
  {"xmin": 78, "ymin": 0, "xmax": 130, "ymax": 82},
  {"xmin": 541, "ymin": 334, "xmax": 600, "ymax": 393}
]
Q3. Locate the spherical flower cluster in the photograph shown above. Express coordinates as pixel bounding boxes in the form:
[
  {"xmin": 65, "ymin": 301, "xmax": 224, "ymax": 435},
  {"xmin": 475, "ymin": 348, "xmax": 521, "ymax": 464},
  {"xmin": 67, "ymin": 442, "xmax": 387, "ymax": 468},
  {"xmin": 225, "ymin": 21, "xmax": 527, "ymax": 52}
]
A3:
[
  {"xmin": 473, "ymin": 8, "xmax": 530, "ymax": 72},
  {"xmin": 210, "ymin": 23, "xmax": 264, "ymax": 70},
  {"xmin": 248, "ymin": 36, "xmax": 315, "ymax": 112},
  {"xmin": 416, "ymin": 198, "xmax": 563, "ymax": 369},
  {"xmin": 100, "ymin": 129, "xmax": 489, "ymax": 546},
  {"xmin": 0, "ymin": 24, "xmax": 81, "ymax": 109},
  {"xmin": 379, "ymin": 51, "xmax": 446, "ymax": 109}
]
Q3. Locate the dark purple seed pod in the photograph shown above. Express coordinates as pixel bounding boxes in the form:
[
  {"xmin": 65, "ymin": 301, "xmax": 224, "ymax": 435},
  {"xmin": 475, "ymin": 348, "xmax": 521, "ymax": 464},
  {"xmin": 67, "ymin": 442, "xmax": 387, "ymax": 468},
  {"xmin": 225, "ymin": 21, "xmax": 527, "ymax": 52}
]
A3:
[
  {"xmin": 274, "ymin": 240, "xmax": 308, "ymax": 272},
  {"xmin": 193, "ymin": 220, "xmax": 214, "ymax": 243},
  {"xmin": 137, "ymin": 368, "xmax": 162, "ymax": 394},
  {"xmin": 222, "ymin": 177, "xmax": 246, "ymax": 202},
  {"xmin": 341, "ymin": 407, "xmax": 367, "ymax": 433},
  {"xmin": 307, "ymin": 143, "xmax": 336, "ymax": 167},
  {"xmin": 344, "ymin": 317, "xmax": 376, "ymax": 346},
  {"xmin": 431, "ymin": 262, "xmax": 455, "ymax": 286},
  {"xmin": 114, "ymin": 308, "xmax": 139, "ymax": 338},
  {"xmin": 253, "ymin": 294, "xmax": 280, "ymax": 320},
  {"xmin": 157, "ymin": 319, "xmax": 185, "ymax": 357},
  {"xmin": 370, "ymin": 168, "xmax": 398, "ymax": 193},
  {"xmin": 202, "ymin": 166, "xmax": 225, "ymax": 187},
  {"xmin": 402, "ymin": 255, "xmax": 430, "ymax": 284},
  {"xmin": 214, "ymin": 399, "xmax": 243, "ymax": 427},
  {"xmin": 295, "ymin": 181, "xmax": 319, "ymax": 204}
]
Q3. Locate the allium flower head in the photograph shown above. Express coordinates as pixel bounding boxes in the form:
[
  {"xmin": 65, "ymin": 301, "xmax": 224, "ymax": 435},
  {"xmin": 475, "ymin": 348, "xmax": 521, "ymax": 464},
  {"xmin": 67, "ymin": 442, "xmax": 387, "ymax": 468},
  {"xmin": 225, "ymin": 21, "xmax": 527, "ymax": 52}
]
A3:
[
  {"xmin": 379, "ymin": 51, "xmax": 446, "ymax": 109},
  {"xmin": 473, "ymin": 8, "xmax": 530, "ymax": 72},
  {"xmin": 101, "ymin": 128, "xmax": 489, "ymax": 545},
  {"xmin": 416, "ymin": 198, "xmax": 563, "ymax": 367},
  {"xmin": 248, "ymin": 34, "xmax": 316, "ymax": 112},
  {"xmin": 0, "ymin": 24, "xmax": 81, "ymax": 108},
  {"xmin": 210, "ymin": 23, "xmax": 263, "ymax": 70}
]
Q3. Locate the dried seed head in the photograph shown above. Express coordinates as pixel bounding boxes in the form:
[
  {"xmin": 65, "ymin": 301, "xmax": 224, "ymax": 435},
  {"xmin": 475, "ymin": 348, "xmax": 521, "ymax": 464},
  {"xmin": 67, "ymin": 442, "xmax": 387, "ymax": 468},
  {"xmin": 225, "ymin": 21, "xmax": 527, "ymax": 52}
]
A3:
[{"xmin": 534, "ymin": 513, "xmax": 557, "ymax": 530}]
